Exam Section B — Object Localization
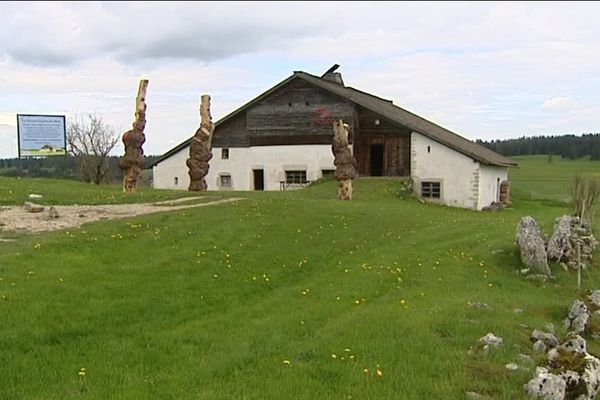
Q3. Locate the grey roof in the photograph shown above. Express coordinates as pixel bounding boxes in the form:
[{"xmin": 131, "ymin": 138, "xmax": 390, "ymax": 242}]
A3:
[{"xmin": 151, "ymin": 71, "xmax": 516, "ymax": 167}]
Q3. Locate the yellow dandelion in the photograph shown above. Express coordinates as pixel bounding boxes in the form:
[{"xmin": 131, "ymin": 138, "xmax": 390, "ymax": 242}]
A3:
[
  {"xmin": 400, "ymin": 299, "xmax": 406, "ymax": 305},
  {"xmin": 283, "ymin": 360, "xmax": 291, "ymax": 365},
  {"xmin": 376, "ymin": 369, "xmax": 383, "ymax": 377},
  {"xmin": 331, "ymin": 353, "xmax": 337, "ymax": 359},
  {"xmin": 363, "ymin": 368, "xmax": 369, "ymax": 373}
]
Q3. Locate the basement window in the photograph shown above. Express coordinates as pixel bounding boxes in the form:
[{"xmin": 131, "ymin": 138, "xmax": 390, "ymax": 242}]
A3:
[
  {"xmin": 285, "ymin": 170, "xmax": 307, "ymax": 184},
  {"xmin": 321, "ymin": 169, "xmax": 335, "ymax": 178},
  {"xmin": 174, "ymin": 177, "xmax": 179, "ymax": 185},
  {"xmin": 221, "ymin": 148, "xmax": 229, "ymax": 159},
  {"xmin": 219, "ymin": 174, "xmax": 232, "ymax": 188},
  {"xmin": 421, "ymin": 181, "xmax": 441, "ymax": 199}
]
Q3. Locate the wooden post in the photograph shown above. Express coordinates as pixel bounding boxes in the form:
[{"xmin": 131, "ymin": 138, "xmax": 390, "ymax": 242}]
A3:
[
  {"xmin": 187, "ymin": 95, "xmax": 214, "ymax": 191},
  {"xmin": 332, "ymin": 120, "xmax": 357, "ymax": 200},
  {"xmin": 119, "ymin": 79, "xmax": 148, "ymax": 193},
  {"xmin": 577, "ymin": 241, "xmax": 582, "ymax": 291}
]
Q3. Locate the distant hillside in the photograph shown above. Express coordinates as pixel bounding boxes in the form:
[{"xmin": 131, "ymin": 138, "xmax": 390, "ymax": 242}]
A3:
[
  {"xmin": 0, "ymin": 155, "xmax": 163, "ymax": 182},
  {"xmin": 477, "ymin": 133, "xmax": 600, "ymax": 160}
]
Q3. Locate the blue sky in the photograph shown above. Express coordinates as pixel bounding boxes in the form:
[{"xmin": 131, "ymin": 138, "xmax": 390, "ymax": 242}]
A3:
[{"xmin": 1, "ymin": 1, "xmax": 599, "ymax": 158}]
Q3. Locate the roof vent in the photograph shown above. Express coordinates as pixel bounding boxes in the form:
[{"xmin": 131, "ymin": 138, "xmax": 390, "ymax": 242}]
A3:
[{"xmin": 321, "ymin": 64, "xmax": 344, "ymax": 85}]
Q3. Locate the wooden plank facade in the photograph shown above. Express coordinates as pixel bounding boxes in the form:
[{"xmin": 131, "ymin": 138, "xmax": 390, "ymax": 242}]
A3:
[{"xmin": 212, "ymin": 76, "xmax": 412, "ymax": 177}]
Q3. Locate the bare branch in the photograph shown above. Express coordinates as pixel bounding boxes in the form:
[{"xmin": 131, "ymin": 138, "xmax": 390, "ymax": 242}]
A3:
[{"xmin": 67, "ymin": 113, "xmax": 119, "ymax": 184}]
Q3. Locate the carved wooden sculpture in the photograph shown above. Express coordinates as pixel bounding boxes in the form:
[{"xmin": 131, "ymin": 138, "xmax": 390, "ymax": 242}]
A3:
[
  {"xmin": 187, "ymin": 95, "xmax": 214, "ymax": 191},
  {"xmin": 119, "ymin": 79, "xmax": 148, "ymax": 193},
  {"xmin": 332, "ymin": 120, "xmax": 357, "ymax": 200}
]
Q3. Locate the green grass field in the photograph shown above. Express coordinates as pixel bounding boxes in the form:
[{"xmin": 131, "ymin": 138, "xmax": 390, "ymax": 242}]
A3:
[
  {"xmin": 0, "ymin": 156, "xmax": 599, "ymax": 399},
  {"xmin": 510, "ymin": 155, "xmax": 600, "ymax": 202}
]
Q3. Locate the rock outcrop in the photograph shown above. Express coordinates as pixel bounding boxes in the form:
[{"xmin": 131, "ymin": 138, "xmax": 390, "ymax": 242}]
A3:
[
  {"xmin": 525, "ymin": 336, "xmax": 600, "ymax": 399},
  {"xmin": 547, "ymin": 215, "xmax": 598, "ymax": 270}
]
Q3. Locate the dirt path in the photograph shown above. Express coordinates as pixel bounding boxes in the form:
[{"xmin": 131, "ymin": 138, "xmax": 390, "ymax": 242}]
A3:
[{"xmin": 0, "ymin": 197, "xmax": 245, "ymax": 235}]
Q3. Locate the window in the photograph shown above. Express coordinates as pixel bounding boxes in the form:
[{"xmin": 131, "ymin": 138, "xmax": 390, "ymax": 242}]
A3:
[
  {"xmin": 285, "ymin": 170, "xmax": 307, "ymax": 184},
  {"xmin": 427, "ymin": 145, "xmax": 431, "ymax": 153},
  {"xmin": 221, "ymin": 148, "xmax": 229, "ymax": 159},
  {"xmin": 421, "ymin": 181, "xmax": 440, "ymax": 198},
  {"xmin": 174, "ymin": 177, "xmax": 179, "ymax": 185},
  {"xmin": 321, "ymin": 169, "xmax": 335, "ymax": 178},
  {"xmin": 220, "ymin": 174, "xmax": 232, "ymax": 188}
]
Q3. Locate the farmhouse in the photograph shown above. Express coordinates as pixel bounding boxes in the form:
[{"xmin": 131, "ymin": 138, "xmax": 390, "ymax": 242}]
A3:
[{"xmin": 152, "ymin": 66, "xmax": 516, "ymax": 210}]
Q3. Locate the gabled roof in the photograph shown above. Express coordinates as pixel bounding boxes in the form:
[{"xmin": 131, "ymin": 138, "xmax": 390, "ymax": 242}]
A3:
[{"xmin": 151, "ymin": 71, "xmax": 516, "ymax": 167}]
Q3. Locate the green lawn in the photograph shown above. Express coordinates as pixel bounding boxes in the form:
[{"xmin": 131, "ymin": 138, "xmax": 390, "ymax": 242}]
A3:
[
  {"xmin": 0, "ymin": 158, "xmax": 599, "ymax": 399},
  {"xmin": 0, "ymin": 177, "xmax": 209, "ymax": 206}
]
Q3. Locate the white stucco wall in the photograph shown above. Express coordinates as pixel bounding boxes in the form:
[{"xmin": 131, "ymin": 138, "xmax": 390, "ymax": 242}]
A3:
[
  {"xmin": 478, "ymin": 165, "xmax": 508, "ymax": 208},
  {"xmin": 153, "ymin": 144, "xmax": 335, "ymax": 191},
  {"xmin": 411, "ymin": 132, "xmax": 480, "ymax": 210},
  {"xmin": 152, "ymin": 147, "xmax": 190, "ymax": 190}
]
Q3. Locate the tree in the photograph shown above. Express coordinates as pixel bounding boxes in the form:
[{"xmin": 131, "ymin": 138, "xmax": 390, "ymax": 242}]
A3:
[{"xmin": 67, "ymin": 114, "xmax": 119, "ymax": 184}]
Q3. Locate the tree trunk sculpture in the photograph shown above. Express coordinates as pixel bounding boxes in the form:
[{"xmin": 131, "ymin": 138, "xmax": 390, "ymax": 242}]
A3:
[
  {"xmin": 119, "ymin": 79, "xmax": 148, "ymax": 193},
  {"xmin": 187, "ymin": 95, "xmax": 214, "ymax": 191},
  {"xmin": 332, "ymin": 120, "xmax": 357, "ymax": 200}
]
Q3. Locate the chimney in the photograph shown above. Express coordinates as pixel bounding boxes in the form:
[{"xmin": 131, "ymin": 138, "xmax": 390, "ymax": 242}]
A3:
[{"xmin": 321, "ymin": 64, "xmax": 344, "ymax": 85}]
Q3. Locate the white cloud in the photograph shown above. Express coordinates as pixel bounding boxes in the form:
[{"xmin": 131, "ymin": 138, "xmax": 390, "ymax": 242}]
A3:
[
  {"xmin": 1, "ymin": 2, "xmax": 600, "ymax": 157},
  {"xmin": 542, "ymin": 97, "xmax": 576, "ymax": 110}
]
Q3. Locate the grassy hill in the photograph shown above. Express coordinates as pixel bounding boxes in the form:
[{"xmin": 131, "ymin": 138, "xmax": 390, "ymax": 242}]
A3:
[{"xmin": 0, "ymin": 157, "xmax": 599, "ymax": 399}]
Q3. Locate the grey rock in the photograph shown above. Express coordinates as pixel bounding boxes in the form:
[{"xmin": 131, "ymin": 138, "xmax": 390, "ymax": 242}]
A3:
[
  {"xmin": 524, "ymin": 367, "xmax": 566, "ymax": 400},
  {"xmin": 24, "ymin": 201, "xmax": 44, "ymax": 213},
  {"xmin": 556, "ymin": 335, "xmax": 587, "ymax": 355},
  {"xmin": 545, "ymin": 323, "xmax": 556, "ymax": 334},
  {"xmin": 530, "ymin": 329, "xmax": 559, "ymax": 348},
  {"xmin": 547, "ymin": 215, "xmax": 598, "ymax": 270},
  {"xmin": 470, "ymin": 302, "xmax": 489, "ymax": 310},
  {"xmin": 516, "ymin": 216, "xmax": 551, "ymax": 275},
  {"xmin": 482, "ymin": 202, "xmax": 503, "ymax": 212},
  {"xmin": 547, "ymin": 215, "xmax": 574, "ymax": 261},
  {"xmin": 565, "ymin": 300, "xmax": 589, "ymax": 335},
  {"xmin": 48, "ymin": 207, "xmax": 59, "ymax": 219},
  {"xmin": 465, "ymin": 392, "xmax": 485, "ymax": 400},
  {"xmin": 478, "ymin": 333, "xmax": 503, "ymax": 348},
  {"xmin": 533, "ymin": 340, "xmax": 547, "ymax": 353},
  {"xmin": 580, "ymin": 354, "xmax": 600, "ymax": 399},
  {"xmin": 514, "ymin": 308, "xmax": 524, "ymax": 314},
  {"xmin": 505, "ymin": 363, "xmax": 519, "ymax": 370}
]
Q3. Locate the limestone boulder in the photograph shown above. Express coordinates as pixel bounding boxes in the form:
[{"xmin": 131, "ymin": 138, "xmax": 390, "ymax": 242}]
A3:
[
  {"xmin": 24, "ymin": 201, "xmax": 44, "ymax": 213},
  {"xmin": 516, "ymin": 216, "xmax": 551, "ymax": 275}
]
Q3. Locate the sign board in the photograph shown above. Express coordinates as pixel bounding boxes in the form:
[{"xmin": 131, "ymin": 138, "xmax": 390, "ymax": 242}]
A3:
[{"xmin": 17, "ymin": 114, "xmax": 67, "ymax": 157}]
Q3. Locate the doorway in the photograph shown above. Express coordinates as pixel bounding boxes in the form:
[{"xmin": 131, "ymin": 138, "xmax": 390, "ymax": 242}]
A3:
[
  {"xmin": 370, "ymin": 144, "xmax": 384, "ymax": 176},
  {"xmin": 253, "ymin": 169, "xmax": 264, "ymax": 190}
]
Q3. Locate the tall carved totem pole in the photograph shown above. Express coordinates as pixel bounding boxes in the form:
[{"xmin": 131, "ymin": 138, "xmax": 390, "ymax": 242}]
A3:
[
  {"xmin": 187, "ymin": 95, "xmax": 214, "ymax": 191},
  {"xmin": 332, "ymin": 120, "xmax": 358, "ymax": 200},
  {"xmin": 119, "ymin": 79, "xmax": 148, "ymax": 193}
]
